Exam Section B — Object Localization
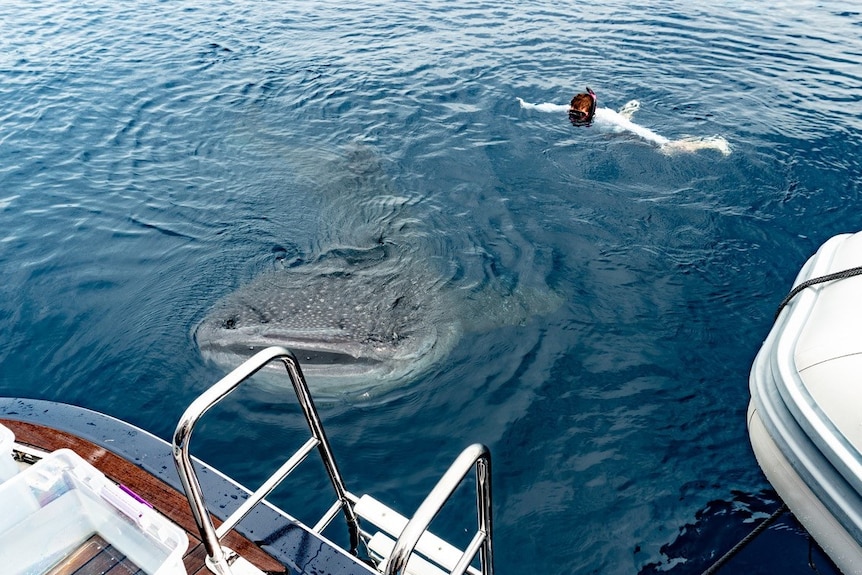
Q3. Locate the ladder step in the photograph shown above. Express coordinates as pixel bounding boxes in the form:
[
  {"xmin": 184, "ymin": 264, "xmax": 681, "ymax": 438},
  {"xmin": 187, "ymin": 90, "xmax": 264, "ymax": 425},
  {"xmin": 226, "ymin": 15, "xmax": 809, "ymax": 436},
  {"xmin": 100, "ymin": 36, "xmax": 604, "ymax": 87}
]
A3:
[
  {"xmin": 368, "ymin": 532, "xmax": 447, "ymax": 575},
  {"xmin": 354, "ymin": 495, "xmax": 478, "ymax": 575}
]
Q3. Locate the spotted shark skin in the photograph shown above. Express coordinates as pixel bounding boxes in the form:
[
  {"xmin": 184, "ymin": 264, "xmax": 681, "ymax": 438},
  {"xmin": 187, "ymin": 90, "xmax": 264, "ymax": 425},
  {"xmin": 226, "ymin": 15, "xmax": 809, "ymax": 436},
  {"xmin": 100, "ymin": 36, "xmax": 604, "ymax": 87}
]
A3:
[{"xmin": 195, "ymin": 144, "xmax": 561, "ymax": 399}]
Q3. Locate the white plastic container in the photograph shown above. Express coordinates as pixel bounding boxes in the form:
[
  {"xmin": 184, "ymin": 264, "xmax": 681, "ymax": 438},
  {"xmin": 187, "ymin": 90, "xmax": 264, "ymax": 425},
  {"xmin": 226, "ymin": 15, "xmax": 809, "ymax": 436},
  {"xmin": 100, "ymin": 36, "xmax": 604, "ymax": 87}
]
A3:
[
  {"xmin": 0, "ymin": 448, "xmax": 188, "ymax": 575},
  {"xmin": 0, "ymin": 424, "xmax": 16, "ymax": 483}
]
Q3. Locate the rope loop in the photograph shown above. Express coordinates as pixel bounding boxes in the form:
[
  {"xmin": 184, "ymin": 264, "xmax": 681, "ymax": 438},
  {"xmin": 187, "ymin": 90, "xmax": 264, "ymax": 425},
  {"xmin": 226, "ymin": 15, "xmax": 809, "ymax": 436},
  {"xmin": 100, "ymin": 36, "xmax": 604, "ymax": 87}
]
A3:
[{"xmin": 774, "ymin": 266, "xmax": 862, "ymax": 321}]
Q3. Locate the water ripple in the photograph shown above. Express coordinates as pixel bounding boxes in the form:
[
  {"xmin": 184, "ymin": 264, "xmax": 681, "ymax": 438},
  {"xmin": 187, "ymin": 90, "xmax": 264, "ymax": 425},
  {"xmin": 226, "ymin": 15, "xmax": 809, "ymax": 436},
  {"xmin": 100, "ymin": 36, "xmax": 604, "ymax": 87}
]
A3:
[{"xmin": 0, "ymin": 2, "xmax": 860, "ymax": 574}]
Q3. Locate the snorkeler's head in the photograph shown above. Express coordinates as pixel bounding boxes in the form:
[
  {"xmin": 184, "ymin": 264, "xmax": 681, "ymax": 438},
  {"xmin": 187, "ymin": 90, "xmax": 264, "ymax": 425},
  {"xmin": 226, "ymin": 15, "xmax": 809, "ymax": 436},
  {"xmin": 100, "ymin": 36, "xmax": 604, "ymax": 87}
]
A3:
[{"xmin": 569, "ymin": 87, "xmax": 597, "ymax": 125}]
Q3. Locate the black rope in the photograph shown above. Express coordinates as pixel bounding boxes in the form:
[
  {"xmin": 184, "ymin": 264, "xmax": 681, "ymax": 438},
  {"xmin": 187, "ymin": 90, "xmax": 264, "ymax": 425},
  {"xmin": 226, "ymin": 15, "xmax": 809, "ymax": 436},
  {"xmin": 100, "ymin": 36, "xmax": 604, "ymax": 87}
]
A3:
[
  {"xmin": 700, "ymin": 503, "xmax": 788, "ymax": 575},
  {"xmin": 774, "ymin": 266, "xmax": 862, "ymax": 321},
  {"xmin": 807, "ymin": 534, "xmax": 823, "ymax": 574}
]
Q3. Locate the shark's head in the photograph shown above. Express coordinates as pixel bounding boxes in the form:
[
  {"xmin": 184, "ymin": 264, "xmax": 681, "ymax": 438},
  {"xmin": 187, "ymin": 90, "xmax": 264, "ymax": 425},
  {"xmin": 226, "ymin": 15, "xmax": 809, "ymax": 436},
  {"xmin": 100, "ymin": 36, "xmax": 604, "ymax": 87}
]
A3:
[
  {"xmin": 194, "ymin": 142, "xmax": 562, "ymax": 399},
  {"xmin": 194, "ymin": 254, "xmax": 461, "ymax": 398}
]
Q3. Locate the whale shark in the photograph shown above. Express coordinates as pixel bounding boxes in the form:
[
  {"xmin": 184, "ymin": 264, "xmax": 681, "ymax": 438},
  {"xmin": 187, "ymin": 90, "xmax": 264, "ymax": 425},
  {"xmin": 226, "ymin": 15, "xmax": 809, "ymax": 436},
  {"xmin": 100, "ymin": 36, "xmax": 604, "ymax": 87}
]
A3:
[{"xmin": 195, "ymin": 143, "xmax": 561, "ymax": 398}]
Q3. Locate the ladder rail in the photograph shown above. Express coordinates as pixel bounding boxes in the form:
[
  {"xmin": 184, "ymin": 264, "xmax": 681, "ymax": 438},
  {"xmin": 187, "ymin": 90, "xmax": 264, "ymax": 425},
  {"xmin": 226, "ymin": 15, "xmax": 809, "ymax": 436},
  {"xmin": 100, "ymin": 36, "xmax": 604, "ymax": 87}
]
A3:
[
  {"xmin": 172, "ymin": 346, "xmax": 360, "ymax": 575},
  {"xmin": 215, "ymin": 435, "xmax": 320, "ymax": 539},
  {"xmin": 385, "ymin": 443, "xmax": 493, "ymax": 575}
]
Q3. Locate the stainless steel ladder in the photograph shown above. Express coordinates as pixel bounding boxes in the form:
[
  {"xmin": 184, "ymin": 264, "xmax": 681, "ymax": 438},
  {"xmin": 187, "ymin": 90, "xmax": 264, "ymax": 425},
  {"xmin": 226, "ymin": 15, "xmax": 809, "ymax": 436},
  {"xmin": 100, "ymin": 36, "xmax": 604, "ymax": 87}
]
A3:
[
  {"xmin": 357, "ymin": 443, "xmax": 493, "ymax": 575},
  {"xmin": 172, "ymin": 345, "xmax": 493, "ymax": 575}
]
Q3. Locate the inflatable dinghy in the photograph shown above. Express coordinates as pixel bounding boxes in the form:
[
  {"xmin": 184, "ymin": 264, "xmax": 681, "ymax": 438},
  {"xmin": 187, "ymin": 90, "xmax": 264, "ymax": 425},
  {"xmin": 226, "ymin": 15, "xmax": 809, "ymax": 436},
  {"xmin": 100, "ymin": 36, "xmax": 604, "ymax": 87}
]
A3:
[{"xmin": 749, "ymin": 231, "xmax": 862, "ymax": 574}]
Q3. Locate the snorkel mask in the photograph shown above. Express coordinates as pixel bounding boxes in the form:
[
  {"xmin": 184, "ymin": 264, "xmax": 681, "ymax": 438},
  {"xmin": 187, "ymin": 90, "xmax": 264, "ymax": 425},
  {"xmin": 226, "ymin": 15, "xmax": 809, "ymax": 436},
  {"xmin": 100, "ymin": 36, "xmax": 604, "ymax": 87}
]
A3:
[
  {"xmin": 586, "ymin": 87, "xmax": 597, "ymax": 119},
  {"xmin": 569, "ymin": 87, "xmax": 597, "ymax": 126}
]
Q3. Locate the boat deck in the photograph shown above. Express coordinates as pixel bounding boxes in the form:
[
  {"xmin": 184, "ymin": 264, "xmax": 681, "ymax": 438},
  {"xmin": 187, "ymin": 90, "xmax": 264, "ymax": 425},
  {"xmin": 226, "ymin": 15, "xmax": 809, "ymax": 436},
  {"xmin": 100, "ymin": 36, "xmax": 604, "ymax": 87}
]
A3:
[
  {"xmin": 0, "ymin": 398, "xmax": 376, "ymax": 575},
  {"xmin": 1, "ymin": 418, "xmax": 286, "ymax": 575}
]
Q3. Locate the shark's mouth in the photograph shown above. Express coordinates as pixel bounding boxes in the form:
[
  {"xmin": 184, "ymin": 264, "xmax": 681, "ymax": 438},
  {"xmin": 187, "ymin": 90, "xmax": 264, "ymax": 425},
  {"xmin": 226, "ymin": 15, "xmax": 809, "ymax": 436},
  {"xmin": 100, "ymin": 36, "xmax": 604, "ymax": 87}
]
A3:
[
  {"xmin": 278, "ymin": 347, "xmax": 382, "ymax": 366},
  {"xmin": 203, "ymin": 339, "xmax": 385, "ymax": 367}
]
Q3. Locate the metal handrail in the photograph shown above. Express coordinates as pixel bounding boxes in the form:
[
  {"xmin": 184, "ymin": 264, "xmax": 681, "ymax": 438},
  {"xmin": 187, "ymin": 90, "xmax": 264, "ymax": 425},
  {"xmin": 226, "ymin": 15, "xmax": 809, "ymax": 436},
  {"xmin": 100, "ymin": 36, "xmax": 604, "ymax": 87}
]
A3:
[
  {"xmin": 172, "ymin": 346, "xmax": 360, "ymax": 575},
  {"xmin": 385, "ymin": 443, "xmax": 493, "ymax": 575}
]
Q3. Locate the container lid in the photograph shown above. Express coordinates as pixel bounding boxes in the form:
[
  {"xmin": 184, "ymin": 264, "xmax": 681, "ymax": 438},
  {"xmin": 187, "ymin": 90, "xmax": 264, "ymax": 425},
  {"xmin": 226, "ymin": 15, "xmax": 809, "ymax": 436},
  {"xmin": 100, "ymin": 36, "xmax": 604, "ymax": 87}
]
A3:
[{"xmin": 0, "ymin": 422, "xmax": 13, "ymax": 446}]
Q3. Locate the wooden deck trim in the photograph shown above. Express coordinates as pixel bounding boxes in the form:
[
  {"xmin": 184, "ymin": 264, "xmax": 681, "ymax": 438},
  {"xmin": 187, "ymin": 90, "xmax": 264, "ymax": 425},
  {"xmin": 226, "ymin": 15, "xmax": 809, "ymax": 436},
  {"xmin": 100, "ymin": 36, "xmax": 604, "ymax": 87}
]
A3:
[{"xmin": 0, "ymin": 419, "xmax": 286, "ymax": 574}]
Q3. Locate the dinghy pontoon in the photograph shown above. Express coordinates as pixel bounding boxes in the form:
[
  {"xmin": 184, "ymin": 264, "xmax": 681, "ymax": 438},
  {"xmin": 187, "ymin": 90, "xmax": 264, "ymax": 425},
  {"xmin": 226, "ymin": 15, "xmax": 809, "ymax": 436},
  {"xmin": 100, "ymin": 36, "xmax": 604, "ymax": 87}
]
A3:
[{"xmin": 749, "ymin": 231, "xmax": 862, "ymax": 574}]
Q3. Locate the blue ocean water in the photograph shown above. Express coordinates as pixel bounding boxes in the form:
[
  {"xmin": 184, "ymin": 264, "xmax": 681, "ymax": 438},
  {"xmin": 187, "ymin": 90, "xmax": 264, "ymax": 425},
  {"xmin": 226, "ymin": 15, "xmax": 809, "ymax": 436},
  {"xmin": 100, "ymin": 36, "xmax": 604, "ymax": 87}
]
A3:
[{"xmin": 1, "ymin": 1, "xmax": 860, "ymax": 573}]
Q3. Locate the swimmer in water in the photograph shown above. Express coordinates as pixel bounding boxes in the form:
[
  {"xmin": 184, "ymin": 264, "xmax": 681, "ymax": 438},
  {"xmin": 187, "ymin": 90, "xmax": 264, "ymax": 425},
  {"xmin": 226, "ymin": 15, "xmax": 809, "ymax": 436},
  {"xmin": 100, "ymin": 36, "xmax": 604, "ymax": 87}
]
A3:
[
  {"xmin": 517, "ymin": 87, "xmax": 731, "ymax": 155},
  {"xmin": 569, "ymin": 87, "xmax": 597, "ymax": 125}
]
